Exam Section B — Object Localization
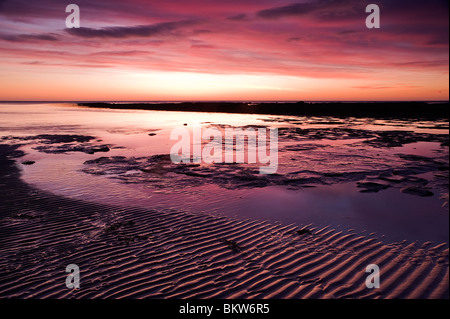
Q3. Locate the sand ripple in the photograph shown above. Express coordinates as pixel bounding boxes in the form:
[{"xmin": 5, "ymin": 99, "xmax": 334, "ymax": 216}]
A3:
[{"xmin": 0, "ymin": 188, "xmax": 447, "ymax": 299}]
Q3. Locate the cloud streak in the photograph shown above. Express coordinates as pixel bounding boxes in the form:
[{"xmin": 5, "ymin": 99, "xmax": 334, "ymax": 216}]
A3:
[
  {"xmin": 66, "ymin": 20, "xmax": 201, "ymax": 39},
  {"xmin": 256, "ymin": 0, "xmax": 363, "ymax": 20},
  {"xmin": 0, "ymin": 33, "xmax": 59, "ymax": 42},
  {"xmin": 257, "ymin": 1, "xmax": 320, "ymax": 19}
]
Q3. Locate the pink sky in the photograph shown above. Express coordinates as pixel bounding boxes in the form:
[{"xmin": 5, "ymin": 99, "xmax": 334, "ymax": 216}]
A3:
[{"xmin": 0, "ymin": 0, "xmax": 448, "ymax": 101}]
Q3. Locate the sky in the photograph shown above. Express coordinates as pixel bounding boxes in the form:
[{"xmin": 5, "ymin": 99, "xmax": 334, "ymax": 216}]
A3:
[{"xmin": 0, "ymin": 0, "xmax": 448, "ymax": 101}]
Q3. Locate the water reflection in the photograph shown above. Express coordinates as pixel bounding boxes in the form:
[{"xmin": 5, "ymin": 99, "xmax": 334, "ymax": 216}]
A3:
[{"xmin": 1, "ymin": 103, "xmax": 448, "ymax": 245}]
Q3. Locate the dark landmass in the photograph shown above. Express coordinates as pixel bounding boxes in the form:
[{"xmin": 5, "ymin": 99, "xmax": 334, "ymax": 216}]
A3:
[{"xmin": 78, "ymin": 101, "xmax": 449, "ymax": 119}]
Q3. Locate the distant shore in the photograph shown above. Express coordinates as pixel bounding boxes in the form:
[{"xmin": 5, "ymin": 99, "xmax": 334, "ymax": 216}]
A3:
[{"xmin": 78, "ymin": 101, "xmax": 450, "ymax": 119}]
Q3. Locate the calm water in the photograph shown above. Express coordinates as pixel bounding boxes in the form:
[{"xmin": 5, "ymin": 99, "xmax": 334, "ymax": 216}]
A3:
[{"xmin": 1, "ymin": 103, "xmax": 448, "ymax": 244}]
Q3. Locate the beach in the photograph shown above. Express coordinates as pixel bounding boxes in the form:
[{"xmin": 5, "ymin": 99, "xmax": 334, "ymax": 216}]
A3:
[
  {"xmin": 0, "ymin": 103, "xmax": 448, "ymax": 299},
  {"xmin": 1, "ymin": 0, "xmax": 448, "ymax": 305}
]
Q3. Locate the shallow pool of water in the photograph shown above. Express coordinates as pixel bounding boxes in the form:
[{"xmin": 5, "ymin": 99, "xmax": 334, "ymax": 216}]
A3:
[{"xmin": 1, "ymin": 102, "xmax": 448, "ymax": 245}]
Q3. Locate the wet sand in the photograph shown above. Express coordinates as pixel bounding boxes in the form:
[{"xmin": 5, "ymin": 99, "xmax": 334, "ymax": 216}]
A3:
[{"xmin": 1, "ymin": 143, "xmax": 448, "ymax": 299}]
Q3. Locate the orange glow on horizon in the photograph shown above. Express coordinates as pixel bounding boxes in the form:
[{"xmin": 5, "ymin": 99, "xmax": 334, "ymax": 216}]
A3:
[{"xmin": 1, "ymin": 64, "xmax": 448, "ymax": 101}]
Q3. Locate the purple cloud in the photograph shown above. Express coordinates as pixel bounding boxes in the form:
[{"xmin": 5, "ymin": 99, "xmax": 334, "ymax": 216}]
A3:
[
  {"xmin": 66, "ymin": 20, "xmax": 201, "ymax": 39},
  {"xmin": 0, "ymin": 33, "xmax": 59, "ymax": 42}
]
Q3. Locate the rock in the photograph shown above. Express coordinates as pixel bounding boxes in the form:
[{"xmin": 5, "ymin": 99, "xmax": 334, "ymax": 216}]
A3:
[
  {"xmin": 221, "ymin": 239, "xmax": 243, "ymax": 253},
  {"xmin": 378, "ymin": 173, "xmax": 405, "ymax": 183},
  {"xmin": 357, "ymin": 181, "xmax": 390, "ymax": 193},
  {"xmin": 296, "ymin": 228, "xmax": 311, "ymax": 235},
  {"xmin": 324, "ymin": 172, "xmax": 344, "ymax": 177},
  {"xmin": 399, "ymin": 154, "xmax": 434, "ymax": 162},
  {"xmin": 148, "ymin": 133, "xmax": 157, "ymax": 136},
  {"xmin": 34, "ymin": 134, "xmax": 96, "ymax": 144},
  {"xmin": 13, "ymin": 213, "xmax": 38, "ymax": 219},
  {"xmin": 104, "ymin": 220, "xmax": 135, "ymax": 233},
  {"xmin": 90, "ymin": 146, "xmax": 110, "ymax": 153},
  {"xmin": 404, "ymin": 176, "xmax": 428, "ymax": 186},
  {"xmin": 84, "ymin": 156, "xmax": 111, "ymax": 164},
  {"xmin": 401, "ymin": 186, "xmax": 434, "ymax": 197},
  {"xmin": 21, "ymin": 160, "xmax": 35, "ymax": 165}
]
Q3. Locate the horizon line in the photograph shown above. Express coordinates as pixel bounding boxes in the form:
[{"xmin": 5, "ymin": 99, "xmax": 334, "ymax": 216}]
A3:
[{"xmin": 1, "ymin": 100, "xmax": 449, "ymax": 104}]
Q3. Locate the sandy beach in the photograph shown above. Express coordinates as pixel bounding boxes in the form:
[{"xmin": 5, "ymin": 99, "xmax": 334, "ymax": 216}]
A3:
[
  {"xmin": 0, "ymin": 103, "xmax": 448, "ymax": 299},
  {"xmin": 1, "ymin": 143, "xmax": 448, "ymax": 299}
]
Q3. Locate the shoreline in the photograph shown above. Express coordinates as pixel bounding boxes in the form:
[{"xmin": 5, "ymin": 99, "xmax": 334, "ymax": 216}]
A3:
[
  {"xmin": 77, "ymin": 101, "xmax": 450, "ymax": 119},
  {"xmin": 0, "ymin": 143, "xmax": 448, "ymax": 299}
]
